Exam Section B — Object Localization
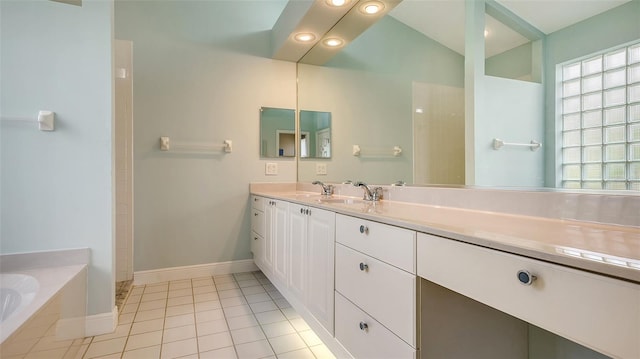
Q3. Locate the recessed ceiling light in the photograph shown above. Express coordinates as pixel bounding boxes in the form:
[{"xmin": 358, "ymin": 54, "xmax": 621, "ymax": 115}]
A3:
[
  {"xmin": 294, "ymin": 33, "xmax": 316, "ymax": 42},
  {"xmin": 360, "ymin": 1, "xmax": 384, "ymax": 15},
  {"xmin": 323, "ymin": 38, "xmax": 344, "ymax": 47},
  {"xmin": 326, "ymin": 0, "xmax": 349, "ymax": 6}
]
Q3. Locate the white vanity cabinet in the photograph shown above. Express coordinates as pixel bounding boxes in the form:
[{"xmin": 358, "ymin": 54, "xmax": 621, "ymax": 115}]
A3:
[
  {"xmin": 335, "ymin": 214, "xmax": 418, "ymax": 358},
  {"xmin": 289, "ymin": 203, "xmax": 336, "ymax": 335},
  {"xmin": 417, "ymin": 232, "xmax": 640, "ymax": 359}
]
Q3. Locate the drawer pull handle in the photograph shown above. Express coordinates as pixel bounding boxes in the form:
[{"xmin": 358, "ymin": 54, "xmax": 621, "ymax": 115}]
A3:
[
  {"xmin": 359, "ymin": 322, "xmax": 368, "ymax": 331},
  {"xmin": 359, "ymin": 225, "xmax": 368, "ymax": 234},
  {"xmin": 359, "ymin": 262, "xmax": 368, "ymax": 271},
  {"xmin": 517, "ymin": 270, "xmax": 537, "ymax": 286}
]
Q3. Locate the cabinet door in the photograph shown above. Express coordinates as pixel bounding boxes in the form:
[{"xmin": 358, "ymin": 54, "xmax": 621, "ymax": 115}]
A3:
[
  {"xmin": 272, "ymin": 200, "xmax": 289, "ymax": 284},
  {"xmin": 288, "ymin": 203, "xmax": 308, "ymax": 302},
  {"xmin": 307, "ymin": 207, "xmax": 336, "ymax": 334},
  {"xmin": 251, "ymin": 231, "xmax": 264, "ymax": 268},
  {"xmin": 263, "ymin": 200, "xmax": 275, "ymax": 275}
]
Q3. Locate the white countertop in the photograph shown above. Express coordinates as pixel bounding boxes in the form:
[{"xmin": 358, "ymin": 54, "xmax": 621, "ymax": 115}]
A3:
[{"xmin": 251, "ymin": 189, "xmax": 640, "ymax": 284}]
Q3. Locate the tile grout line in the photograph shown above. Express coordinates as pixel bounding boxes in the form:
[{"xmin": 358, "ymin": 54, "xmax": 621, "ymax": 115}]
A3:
[{"xmin": 216, "ymin": 274, "xmax": 242, "ymax": 359}]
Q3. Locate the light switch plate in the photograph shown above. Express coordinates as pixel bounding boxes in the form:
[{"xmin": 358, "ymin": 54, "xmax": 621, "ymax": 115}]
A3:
[
  {"xmin": 265, "ymin": 162, "xmax": 278, "ymax": 175},
  {"xmin": 316, "ymin": 163, "xmax": 327, "ymax": 175}
]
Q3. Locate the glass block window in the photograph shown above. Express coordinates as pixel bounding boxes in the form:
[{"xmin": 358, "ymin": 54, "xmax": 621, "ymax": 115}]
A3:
[{"xmin": 560, "ymin": 42, "xmax": 640, "ymax": 190}]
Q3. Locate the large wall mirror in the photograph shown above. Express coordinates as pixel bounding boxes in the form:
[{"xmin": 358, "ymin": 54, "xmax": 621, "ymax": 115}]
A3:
[
  {"xmin": 296, "ymin": 0, "xmax": 639, "ymax": 190},
  {"xmin": 260, "ymin": 107, "xmax": 295, "ymax": 158}
]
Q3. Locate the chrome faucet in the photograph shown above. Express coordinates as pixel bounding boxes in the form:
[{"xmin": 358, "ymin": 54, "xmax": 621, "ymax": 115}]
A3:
[
  {"xmin": 312, "ymin": 181, "xmax": 334, "ymax": 196},
  {"xmin": 354, "ymin": 181, "xmax": 383, "ymax": 201}
]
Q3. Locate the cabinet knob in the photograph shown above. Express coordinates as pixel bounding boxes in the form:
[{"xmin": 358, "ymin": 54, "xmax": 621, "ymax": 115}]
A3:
[
  {"xmin": 254, "ymin": 213, "xmax": 258, "ymax": 216},
  {"xmin": 300, "ymin": 208, "xmax": 304, "ymax": 214},
  {"xmin": 254, "ymin": 237, "xmax": 258, "ymax": 241},
  {"xmin": 359, "ymin": 262, "xmax": 368, "ymax": 271},
  {"xmin": 517, "ymin": 270, "xmax": 537, "ymax": 286},
  {"xmin": 359, "ymin": 322, "xmax": 368, "ymax": 331},
  {"xmin": 307, "ymin": 209, "xmax": 311, "ymax": 216},
  {"xmin": 359, "ymin": 225, "xmax": 368, "ymax": 234}
]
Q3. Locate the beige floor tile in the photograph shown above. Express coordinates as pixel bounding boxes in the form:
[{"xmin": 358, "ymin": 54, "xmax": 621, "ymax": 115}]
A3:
[
  {"xmin": 169, "ymin": 282, "xmax": 191, "ymax": 291},
  {"xmin": 276, "ymin": 347, "xmax": 315, "ymax": 359},
  {"xmin": 233, "ymin": 273, "xmax": 255, "ymax": 281},
  {"xmin": 138, "ymin": 299, "xmax": 167, "ymax": 311},
  {"xmin": 125, "ymin": 294, "xmax": 142, "ymax": 304},
  {"xmin": 192, "ymin": 277, "xmax": 214, "ymax": 287},
  {"xmin": 213, "ymin": 275, "xmax": 235, "ymax": 284},
  {"xmin": 230, "ymin": 326, "xmax": 266, "ymax": 345},
  {"xmin": 197, "ymin": 331, "xmax": 233, "ymax": 352},
  {"xmin": 194, "ymin": 292, "xmax": 219, "ymax": 303},
  {"xmin": 142, "ymin": 292, "xmax": 167, "ymax": 302},
  {"xmin": 129, "ymin": 287, "xmax": 145, "ymax": 296},
  {"xmin": 217, "ymin": 289, "xmax": 243, "ymax": 299},
  {"xmin": 160, "ymin": 338, "xmax": 198, "ymax": 359},
  {"xmin": 216, "ymin": 282, "xmax": 239, "ymax": 291},
  {"xmin": 245, "ymin": 293, "xmax": 271, "ymax": 304},
  {"xmin": 220, "ymin": 296, "xmax": 247, "ymax": 308},
  {"xmin": 84, "ymin": 337, "xmax": 126, "ymax": 358},
  {"xmin": 199, "ymin": 346, "xmax": 237, "ymax": 359},
  {"xmin": 168, "ymin": 295, "xmax": 194, "ymax": 307},
  {"xmin": 274, "ymin": 298, "xmax": 291, "ymax": 310},
  {"xmin": 248, "ymin": 301, "xmax": 278, "ymax": 314},
  {"xmin": 135, "ymin": 308, "xmax": 166, "ymax": 322},
  {"xmin": 125, "ymin": 330, "xmax": 163, "ymax": 351},
  {"xmin": 260, "ymin": 321, "xmax": 296, "ymax": 339},
  {"xmin": 118, "ymin": 312, "xmax": 134, "ymax": 325},
  {"xmin": 163, "ymin": 324, "xmax": 197, "ymax": 344},
  {"xmin": 193, "ymin": 286, "xmax": 216, "ymax": 295},
  {"xmin": 144, "ymin": 284, "xmax": 168, "ymax": 294},
  {"xmin": 168, "ymin": 288, "xmax": 193, "ymax": 298},
  {"xmin": 222, "ymin": 304, "xmax": 253, "ymax": 318},
  {"xmin": 288, "ymin": 317, "xmax": 310, "ymax": 332},
  {"xmin": 120, "ymin": 302, "xmax": 139, "ymax": 314},
  {"xmin": 195, "ymin": 309, "xmax": 225, "ymax": 323},
  {"xmin": 25, "ymin": 347, "xmax": 70, "ymax": 359},
  {"xmin": 237, "ymin": 279, "xmax": 260, "ymax": 288},
  {"xmin": 226, "ymin": 315, "xmax": 258, "ymax": 331},
  {"xmin": 195, "ymin": 300, "xmax": 222, "ymax": 312},
  {"xmin": 122, "ymin": 344, "xmax": 160, "ymax": 359},
  {"xmin": 254, "ymin": 310, "xmax": 286, "ymax": 325},
  {"xmin": 166, "ymin": 304, "xmax": 194, "ymax": 317},
  {"xmin": 309, "ymin": 344, "xmax": 336, "ymax": 359},
  {"xmin": 197, "ymin": 319, "xmax": 229, "ymax": 336},
  {"xmin": 240, "ymin": 286, "xmax": 265, "ymax": 296},
  {"xmin": 165, "ymin": 314, "xmax": 195, "ymax": 329},
  {"xmin": 92, "ymin": 323, "xmax": 132, "ymax": 342},
  {"xmin": 267, "ymin": 333, "xmax": 306, "ymax": 354},
  {"xmin": 279, "ymin": 307, "xmax": 299, "ymax": 320},
  {"xmin": 131, "ymin": 318, "xmax": 164, "ymax": 335},
  {"xmin": 234, "ymin": 340, "xmax": 274, "ymax": 359},
  {"xmin": 298, "ymin": 330, "xmax": 323, "ymax": 347}
]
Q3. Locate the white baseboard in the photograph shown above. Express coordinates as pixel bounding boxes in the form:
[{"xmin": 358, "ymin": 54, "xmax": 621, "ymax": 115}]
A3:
[
  {"xmin": 133, "ymin": 259, "xmax": 258, "ymax": 285},
  {"xmin": 85, "ymin": 306, "xmax": 118, "ymax": 337}
]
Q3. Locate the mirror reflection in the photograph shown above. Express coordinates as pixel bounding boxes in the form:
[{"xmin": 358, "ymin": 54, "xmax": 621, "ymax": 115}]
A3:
[
  {"xmin": 300, "ymin": 110, "xmax": 332, "ymax": 159},
  {"xmin": 297, "ymin": 0, "xmax": 639, "ymax": 191},
  {"xmin": 260, "ymin": 107, "xmax": 295, "ymax": 158}
]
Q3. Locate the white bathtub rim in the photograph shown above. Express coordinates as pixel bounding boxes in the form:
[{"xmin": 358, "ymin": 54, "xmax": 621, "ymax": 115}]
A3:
[{"xmin": 0, "ymin": 264, "xmax": 87, "ymax": 344}]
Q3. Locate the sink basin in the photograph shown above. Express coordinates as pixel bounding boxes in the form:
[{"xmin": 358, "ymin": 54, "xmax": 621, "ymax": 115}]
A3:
[{"xmin": 316, "ymin": 198, "xmax": 365, "ymax": 205}]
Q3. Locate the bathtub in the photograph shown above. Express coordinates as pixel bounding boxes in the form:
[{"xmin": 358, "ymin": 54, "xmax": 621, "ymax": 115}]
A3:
[{"xmin": 0, "ymin": 249, "xmax": 88, "ymax": 358}]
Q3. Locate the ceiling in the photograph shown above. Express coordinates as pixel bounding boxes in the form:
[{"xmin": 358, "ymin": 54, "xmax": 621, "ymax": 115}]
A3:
[{"xmin": 388, "ymin": 0, "xmax": 631, "ymax": 57}]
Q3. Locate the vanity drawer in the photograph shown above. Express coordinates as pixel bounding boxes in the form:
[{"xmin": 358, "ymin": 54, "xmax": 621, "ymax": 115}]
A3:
[
  {"xmin": 335, "ymin": 243, "xmax": 416, "ymax": 346},
  {"xmin": 335, "ymin": 292, "xmax": 416, "ymax": 359},
  {"xmin": 417, "ymin": 232, "xmax": 640, "ymax": 359},
  {"xmin": 251, "ymin": 195, "xmax": 265, "ymax": 211},
  {"xmin": 336, "ymin": 214, "xmax": 416, "ymax": 273},
  {"xmin": 251, "ymin": 208, "xmax": 265, "ymax": 237}
]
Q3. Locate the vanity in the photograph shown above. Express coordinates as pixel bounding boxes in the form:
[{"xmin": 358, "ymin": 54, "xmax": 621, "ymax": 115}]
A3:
[{"xmin": 250, "ymin": 183, "xmax": 640, "ymax": 359}]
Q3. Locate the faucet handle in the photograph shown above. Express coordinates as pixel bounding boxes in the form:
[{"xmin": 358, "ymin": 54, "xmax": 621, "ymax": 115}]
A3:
[{"xmin": 371, "ymin": 187, "xmax": 383, "ymax": 201}]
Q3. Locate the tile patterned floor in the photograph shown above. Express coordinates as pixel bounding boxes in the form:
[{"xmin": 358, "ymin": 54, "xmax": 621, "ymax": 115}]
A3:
[{"xmin": 79, "ymin": 272, "xmax": 336, "ymax": 359}]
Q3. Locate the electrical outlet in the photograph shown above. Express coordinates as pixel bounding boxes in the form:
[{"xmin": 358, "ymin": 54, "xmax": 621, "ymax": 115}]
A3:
[
  {"xmin": 265, "ymin": 162, "xmax": 278, "ymax": 175},
  {"xmin": 316, "ymin": 163, "xmax": 327, "ymax": 175}
]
